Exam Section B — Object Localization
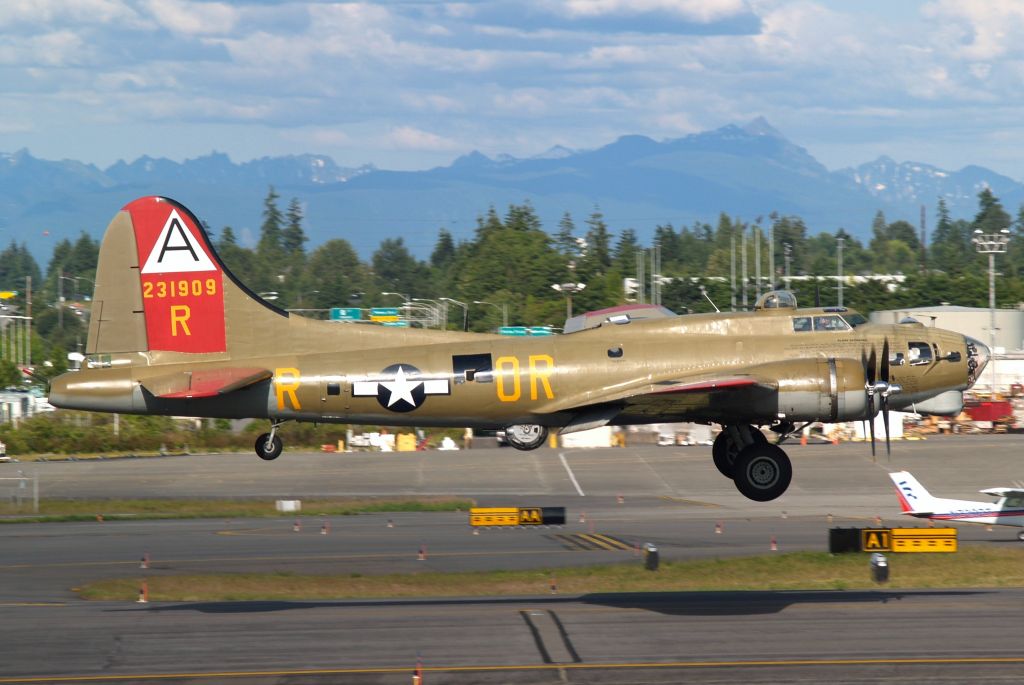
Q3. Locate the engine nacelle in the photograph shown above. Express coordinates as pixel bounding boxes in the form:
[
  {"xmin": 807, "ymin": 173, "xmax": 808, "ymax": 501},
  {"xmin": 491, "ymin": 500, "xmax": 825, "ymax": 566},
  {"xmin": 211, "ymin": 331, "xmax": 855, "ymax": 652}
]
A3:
[{"xmin": 762, "ymin": 358, "xmax": 868, "ymax": 422}]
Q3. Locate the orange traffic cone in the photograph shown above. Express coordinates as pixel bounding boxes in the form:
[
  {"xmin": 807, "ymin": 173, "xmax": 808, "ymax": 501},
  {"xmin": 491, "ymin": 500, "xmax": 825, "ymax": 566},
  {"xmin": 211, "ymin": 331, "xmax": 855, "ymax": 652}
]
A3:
[
  {"xmin": 549, "ymin": 574, "xmax": 557, "ymax": 594},
  {"xmin": 579, "ymin": 511, "xmax": 586, "ymax": 523},
  {"xmin": 412, "ymin": 655, "xmax": 424, "ymax": 684},
  {"xmin": 387, "ymin": 518, "xmax": 394, "ymax": 528},
  {"xmin": 293, "ymin": 519, "xmax": 301, "ymax": 533},
  {"xmin": 800, "ymin": 433, "xmax": 807, "ymax": 446},
  {"xmin": 418, "ymin": 545, "xmax": 427, "ymax": 561},
  {"xmin": 321, "ymin": 520, "xmax": 329, "ymax": 535},
  {"xmin": 137, "ymin": 580, "xmax": 149, "ymax": 604},
  {"xmin": 617, "ymin": 494, "xmax": 624, "ymax": 505},
  {"xmin": 770, "ymin": 536, "xmax": 778, "ymax": 552},
  {"xmin": 140, "ymin": 553, "xmax": 149, "ymax": 570},
  {"xmin": 715, "ymin": 521, "xmax": 722, "ymax": 535}
]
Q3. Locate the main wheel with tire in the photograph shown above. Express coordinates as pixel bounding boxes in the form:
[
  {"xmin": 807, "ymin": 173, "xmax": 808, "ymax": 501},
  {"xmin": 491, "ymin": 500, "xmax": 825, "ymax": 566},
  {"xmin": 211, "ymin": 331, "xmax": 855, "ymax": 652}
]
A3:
[
  {"xmin": 503, "ymin": 424, "xmax": 549, "ymax": 451},
  {"xmin": 731, "ymin": 443, "xmax": 792, "ymax": 502},
  {"xmin": 712, "ymin": 426, "xmax": 767, "ymax": 479},
  {"xmin": 255, "ymin": 433, "xmax": 283, "ymax": 461}
]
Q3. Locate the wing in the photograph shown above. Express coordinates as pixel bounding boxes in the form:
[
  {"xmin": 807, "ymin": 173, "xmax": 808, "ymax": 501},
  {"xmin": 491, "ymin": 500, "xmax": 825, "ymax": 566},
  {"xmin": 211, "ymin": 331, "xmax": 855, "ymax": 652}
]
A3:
[
  {"xmin": 980, "ymin": 487, "xmax": 1024, "ymax": 498},
  {"xmin": 139, "ymin": 367, "xmax": 272, "ymax": 399},
  {"xmin": 551, "ymin": 372, "xmax": 777, "ymax": 434}
]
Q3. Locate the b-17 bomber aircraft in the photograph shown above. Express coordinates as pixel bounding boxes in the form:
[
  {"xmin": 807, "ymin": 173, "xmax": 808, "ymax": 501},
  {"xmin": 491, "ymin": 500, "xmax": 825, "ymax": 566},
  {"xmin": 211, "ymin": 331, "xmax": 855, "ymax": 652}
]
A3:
[{"xmin": 50, "ymin": 196, "xmax": 988, "ymax": 502}]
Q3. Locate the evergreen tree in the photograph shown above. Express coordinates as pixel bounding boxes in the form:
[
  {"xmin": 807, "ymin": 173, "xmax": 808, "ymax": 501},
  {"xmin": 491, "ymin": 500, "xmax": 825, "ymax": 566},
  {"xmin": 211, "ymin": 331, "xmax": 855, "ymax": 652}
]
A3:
[
  {"xmin": 613, "ymin": 228, "xmax": 640, "ymax": 276},
  {"xmin": 556, "ymin": 212, "xmax": 579, "ymax": 261},
  {"xmin": 430, "ymin": 229, "xmax": 456, "ymax": 270},
  {"xmin": 578, "ymin": 208, "xmax": 612, "ymax": 278},
  {"xmin": 257, "ymin": 186, "xmax": 285, "ymax": 262},
  {"xmin": 282, "ymin": 198, "xmax": 308, "ymax": 256}
]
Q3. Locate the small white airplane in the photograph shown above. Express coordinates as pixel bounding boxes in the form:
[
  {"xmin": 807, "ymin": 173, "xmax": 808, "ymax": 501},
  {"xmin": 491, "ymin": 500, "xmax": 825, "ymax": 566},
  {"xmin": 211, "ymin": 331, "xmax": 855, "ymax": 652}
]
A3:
[{"xmin": 889, "ymin": 471, "xmax": 1024, "ymax": 541}]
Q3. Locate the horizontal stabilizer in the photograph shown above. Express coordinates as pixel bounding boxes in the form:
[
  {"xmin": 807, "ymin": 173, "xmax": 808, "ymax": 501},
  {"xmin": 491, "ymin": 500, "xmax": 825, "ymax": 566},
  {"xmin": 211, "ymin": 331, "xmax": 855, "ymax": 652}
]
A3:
[{"xmin": 141, "ymin": 367, "xmax": 272, "ymax": 399}]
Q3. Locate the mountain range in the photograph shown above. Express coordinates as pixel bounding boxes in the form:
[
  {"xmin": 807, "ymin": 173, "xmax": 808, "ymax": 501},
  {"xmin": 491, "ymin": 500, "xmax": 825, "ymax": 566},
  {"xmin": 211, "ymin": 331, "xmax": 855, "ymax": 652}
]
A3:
[{"xmin": 2, "ymin": 118, "xmax": 1020, "ymax": 261}]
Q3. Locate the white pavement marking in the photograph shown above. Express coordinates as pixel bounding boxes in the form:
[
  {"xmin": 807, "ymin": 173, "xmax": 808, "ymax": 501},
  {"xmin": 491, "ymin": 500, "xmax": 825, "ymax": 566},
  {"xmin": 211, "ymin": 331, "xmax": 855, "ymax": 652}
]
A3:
[{"xmin": 559, "ymin": 451, "xmax": 585, "ymax": 497}]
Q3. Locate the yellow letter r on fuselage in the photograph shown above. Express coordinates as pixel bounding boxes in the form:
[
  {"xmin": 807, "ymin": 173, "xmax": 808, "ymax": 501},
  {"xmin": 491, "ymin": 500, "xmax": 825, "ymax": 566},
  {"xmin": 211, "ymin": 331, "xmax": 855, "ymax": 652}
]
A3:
[{"xmin": 275, "ymin": 367, "xmax": 302, "ymax": 411}]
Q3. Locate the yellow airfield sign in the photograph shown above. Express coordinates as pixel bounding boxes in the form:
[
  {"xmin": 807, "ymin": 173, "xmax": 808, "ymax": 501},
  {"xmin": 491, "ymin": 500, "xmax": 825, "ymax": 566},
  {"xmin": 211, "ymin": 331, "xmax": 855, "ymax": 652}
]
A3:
[
  {"xmin": 470, "ymin": 507, "xmax": 566, "ymax": 527},
  {"xmin": 860, "ymin": 527, "xmax": 957, "ymax": 553}
]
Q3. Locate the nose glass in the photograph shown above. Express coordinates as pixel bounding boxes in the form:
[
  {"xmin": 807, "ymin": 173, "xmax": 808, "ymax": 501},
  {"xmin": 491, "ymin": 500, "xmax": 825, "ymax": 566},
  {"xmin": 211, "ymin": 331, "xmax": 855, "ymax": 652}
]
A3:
[{"xmin": 965, "ymin": 337, "xmax": 990, "ymax": 387}]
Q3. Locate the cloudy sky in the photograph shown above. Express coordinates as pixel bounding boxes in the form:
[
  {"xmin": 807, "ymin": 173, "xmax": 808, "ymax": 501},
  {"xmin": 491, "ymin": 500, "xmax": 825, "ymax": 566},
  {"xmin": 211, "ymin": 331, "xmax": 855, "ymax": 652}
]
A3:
[{"xmin": 3, "ymin": 0, "xmax": 1024, "ymax": 177}]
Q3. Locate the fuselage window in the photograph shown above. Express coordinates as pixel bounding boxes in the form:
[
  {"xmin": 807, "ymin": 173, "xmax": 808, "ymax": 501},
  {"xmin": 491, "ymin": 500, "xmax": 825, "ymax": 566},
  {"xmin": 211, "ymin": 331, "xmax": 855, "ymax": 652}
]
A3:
[
  {"xmin": 793, "ymin": 316, "xmax": 812, "ymax": 332},
  {"xmin": 842, "ymin": 313, "xmax": 868, "ymax": 328},
  {"xmin": 813, "ymin": 315, "xmax": 850, "ymax": 332},
  {"xmin": 908, "ymin": 342, "xmax": 933, "ymax": 365}
]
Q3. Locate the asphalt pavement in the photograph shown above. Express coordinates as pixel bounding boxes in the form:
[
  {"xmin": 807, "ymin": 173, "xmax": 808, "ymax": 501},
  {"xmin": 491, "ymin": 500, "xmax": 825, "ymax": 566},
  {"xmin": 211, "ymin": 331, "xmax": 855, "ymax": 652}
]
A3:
[{"xmin": 2, "ymin": 435, "xmax": 1024, "ymax": 683}]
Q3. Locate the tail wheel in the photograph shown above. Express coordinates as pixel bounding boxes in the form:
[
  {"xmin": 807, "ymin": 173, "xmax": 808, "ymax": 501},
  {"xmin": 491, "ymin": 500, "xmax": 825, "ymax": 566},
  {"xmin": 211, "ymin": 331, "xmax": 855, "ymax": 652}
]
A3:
[
  {"xmin": 255, "ymin": 433, "xmax": 283, "ymax": 461},
  {"xmin": 504, "ymin": 424, "xmax": 549, "ymax": 451},
  {"xmin": 732, "ymin": 443, "xmax": 792, "ymax": 502}
]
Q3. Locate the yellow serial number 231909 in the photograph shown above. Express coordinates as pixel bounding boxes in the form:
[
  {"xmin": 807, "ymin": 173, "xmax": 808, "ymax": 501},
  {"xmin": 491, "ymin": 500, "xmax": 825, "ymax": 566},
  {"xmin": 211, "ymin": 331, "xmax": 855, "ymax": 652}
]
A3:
[{"xmin": 142, "ymin": 278, "xmax": 218, "ymax": 299}]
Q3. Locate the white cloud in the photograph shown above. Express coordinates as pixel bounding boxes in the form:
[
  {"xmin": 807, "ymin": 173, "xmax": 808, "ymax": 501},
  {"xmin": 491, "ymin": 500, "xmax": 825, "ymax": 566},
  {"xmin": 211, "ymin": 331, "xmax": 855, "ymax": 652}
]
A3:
[
  {"xmin": 387, "ymin": 126, "xmax": 459, "ymax": 151},
  {"xmin": 0, "ymin": 31, "xmax": 90, "ymax": 67},
  {"xmin": 144, "ymin": 0, "xmax": 238, "ymax": 36},
  {"xmin": 555, "ymin": 0, "xmax": 748, "ymax": 22},
  {"xmin": 0, "ymin": 0, "xmax": 139, "ymax": 27},
  {"xmin": 923, "ymin": 0, "xmax": 1024, "ymax": 61}
]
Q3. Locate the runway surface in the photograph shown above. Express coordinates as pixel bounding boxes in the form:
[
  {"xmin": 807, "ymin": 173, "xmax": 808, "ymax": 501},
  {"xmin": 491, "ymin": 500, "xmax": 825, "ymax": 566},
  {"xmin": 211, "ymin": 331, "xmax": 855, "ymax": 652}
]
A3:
[{"xmin": 3, "ymin": 435, "xmax": 1024, "ymax": 683}]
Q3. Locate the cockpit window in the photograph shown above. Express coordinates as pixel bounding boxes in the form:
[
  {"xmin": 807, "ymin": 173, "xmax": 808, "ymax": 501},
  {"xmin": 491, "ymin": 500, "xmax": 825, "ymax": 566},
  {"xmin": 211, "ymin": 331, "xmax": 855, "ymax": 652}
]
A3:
[
  {"xmin": 1006, "ymin": 495, "xmax": 1024, "ymax": 508},
  {"xmin": 908, "ymin": 342, "xmax": 933, "ymax": 365},
  {"xmin": 842, "ymin": 313, "xmax": 868, "ymax": 328},
  {"xmin": 813, "ymin": 315, "xmax": 851, "ymax": 332},
  {"xmin": 793, "ymin": 316, "xmax": 812, "ymax": 332}
]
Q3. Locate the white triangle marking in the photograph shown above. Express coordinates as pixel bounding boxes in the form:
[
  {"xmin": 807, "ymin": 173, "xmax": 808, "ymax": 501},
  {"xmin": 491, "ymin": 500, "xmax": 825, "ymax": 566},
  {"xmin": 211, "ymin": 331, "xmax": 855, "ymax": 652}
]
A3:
[{"xmin": 141, "ymin": 209, "xmax": 216, "ymax": 274}]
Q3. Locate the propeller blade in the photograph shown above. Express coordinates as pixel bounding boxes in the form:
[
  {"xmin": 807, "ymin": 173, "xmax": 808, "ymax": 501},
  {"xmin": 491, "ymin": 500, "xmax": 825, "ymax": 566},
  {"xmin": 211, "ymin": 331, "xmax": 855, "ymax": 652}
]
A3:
[
  {"xmin": 881, "ymin": 398, "xmax": 891, "ymax": 457},
  {"xmin": 881, "ymin": 338, "xmax": 891, "ymax": 458},
  {"xmin": 867, "ymin": 391, "xmax": 876, "ymax": 457},
  {"xmin": 881, "ymin": 338, "xmax": 889, "ymax": 382},
  {"xmin": 867, "ymin": 347, "xmax": 877, "ymax": 387}
]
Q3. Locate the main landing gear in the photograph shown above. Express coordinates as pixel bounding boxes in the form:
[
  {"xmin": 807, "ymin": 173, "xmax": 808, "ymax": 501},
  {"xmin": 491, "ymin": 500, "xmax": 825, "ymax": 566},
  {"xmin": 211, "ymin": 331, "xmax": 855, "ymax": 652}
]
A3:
[
  {"xmin": 712, "ymin": 424, "xmax": 792, "ymax": 502},
  {"xmin": 503, "ymin": 424, "xmax": 549, "ymax": 451},
  {"xmin": 255, "ymin": 420, "xmax": 286, "ymax": 461}
]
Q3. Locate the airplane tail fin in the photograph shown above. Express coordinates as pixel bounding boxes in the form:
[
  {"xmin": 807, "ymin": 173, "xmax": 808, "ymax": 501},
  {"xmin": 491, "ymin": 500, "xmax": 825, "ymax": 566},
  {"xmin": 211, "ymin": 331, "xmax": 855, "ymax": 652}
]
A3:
[
  {"xmin": 888, "ymin": 471, "xmax": 936, "ymax": 515},
  {"xmin": 86, "ymin": 196, "xmax": 286, "ymax": 359}
]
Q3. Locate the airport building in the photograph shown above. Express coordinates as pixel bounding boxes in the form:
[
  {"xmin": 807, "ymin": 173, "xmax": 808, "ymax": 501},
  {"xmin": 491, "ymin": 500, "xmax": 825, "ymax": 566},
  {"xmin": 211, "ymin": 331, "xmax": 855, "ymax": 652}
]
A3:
[{"xmin": 870, "ymin": 305, "xmax": 1024, "ymax": 393}]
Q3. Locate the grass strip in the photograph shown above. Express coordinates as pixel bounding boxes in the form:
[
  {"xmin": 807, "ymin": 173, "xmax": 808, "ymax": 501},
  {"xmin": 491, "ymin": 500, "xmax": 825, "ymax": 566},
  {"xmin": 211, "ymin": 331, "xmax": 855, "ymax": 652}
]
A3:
[
  {"xmin": 0, "ymin": 497, "xmax": 472, "ymax": 523},
  {"xmin": 79, "ymin": 547, "xmax": 1024, "ymax": 601}
]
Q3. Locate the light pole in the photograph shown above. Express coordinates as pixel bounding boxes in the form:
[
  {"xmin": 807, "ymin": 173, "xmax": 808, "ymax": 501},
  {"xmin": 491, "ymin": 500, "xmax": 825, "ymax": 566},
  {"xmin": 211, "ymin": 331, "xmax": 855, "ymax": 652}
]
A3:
[
  {"xmin": 836, "ymin": 235, "xmax": 844, "ymax": 307},
  {"xmin": 411, "ymin": 298, "xmax": 444, "ymax": 328},
  {"xmin": 972, "ymin": 228, "xmax": 1011, "ymax": 394},
  {"xmin": 439, "ymin": 297, "xmax": 468, "ymax": 331},
  {"xmin": 551, "ymin": 282, "xmax": 586, "ymax": 319},
  {"xmin": 473, "ymin": 300, "xmax": 508, "ymax": 328},
  {"xmin": 783, "ymin": 243, "xmax": 792, "ymax": 291},
  {"xmin": 381, "ymin": 291, "xmax": 411, "ymax": 323}
]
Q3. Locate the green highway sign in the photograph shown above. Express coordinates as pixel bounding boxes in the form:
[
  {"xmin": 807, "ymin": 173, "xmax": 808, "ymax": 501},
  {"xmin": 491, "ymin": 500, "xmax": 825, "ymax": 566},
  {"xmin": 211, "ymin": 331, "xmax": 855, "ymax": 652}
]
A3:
[
  {"xmin": 499, "ymin": 326, "xmax": 528, "ymax": 336},
  {"xmin": 330, "ymin": 307, "xmax": 362, "ymax": 321}
]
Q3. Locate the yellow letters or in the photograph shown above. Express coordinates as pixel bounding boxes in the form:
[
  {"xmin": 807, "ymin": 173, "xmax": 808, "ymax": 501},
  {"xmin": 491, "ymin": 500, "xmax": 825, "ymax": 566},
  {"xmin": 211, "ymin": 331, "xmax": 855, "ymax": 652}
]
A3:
[
  {"xmin": 170, "ymin": 305, "xmax": 192, "ymax": 336},
  {"xmin": 495, "ymin": 356, "xmax": 521, "ymax": 402},
  {"xmin": 275, "ymin": 367, "xmax": 302, "ymax": 411},
  {"xmin": 528, "ymin": 354, "xmax": 555, "ymax": 400}
]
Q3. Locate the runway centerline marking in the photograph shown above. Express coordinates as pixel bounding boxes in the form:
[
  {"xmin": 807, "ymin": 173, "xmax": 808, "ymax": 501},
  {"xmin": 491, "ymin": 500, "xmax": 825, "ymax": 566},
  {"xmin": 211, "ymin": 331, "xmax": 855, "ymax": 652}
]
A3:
[
  {"xmin": 558, "ymin": 451, "xmax": 585, "ymax": 497},
  {"xmin": 6, "ymin": 656, "xmax": 1024, "ymax": 683}
]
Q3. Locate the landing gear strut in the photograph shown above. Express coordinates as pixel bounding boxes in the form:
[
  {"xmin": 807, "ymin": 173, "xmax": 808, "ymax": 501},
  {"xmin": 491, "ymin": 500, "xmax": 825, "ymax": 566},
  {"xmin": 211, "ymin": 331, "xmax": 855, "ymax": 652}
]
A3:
[
  {"xmin": 255, "ymin": 420, "xmax": 286, "ymax": 461},
  {"xmin": 713, "ymin": 424, "xmax": 792, "ymax": 502},
  {"xmin": 712, "ymin": 425, "xmax": 766, "ymax": 478}
]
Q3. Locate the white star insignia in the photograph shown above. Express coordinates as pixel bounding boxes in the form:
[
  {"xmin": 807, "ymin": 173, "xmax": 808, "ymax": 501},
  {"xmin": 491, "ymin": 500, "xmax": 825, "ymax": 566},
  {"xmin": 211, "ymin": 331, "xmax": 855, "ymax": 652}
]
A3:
[{"xmin": 381, "ymin": 365, "xmax": 420, "ymax": 407}]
